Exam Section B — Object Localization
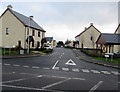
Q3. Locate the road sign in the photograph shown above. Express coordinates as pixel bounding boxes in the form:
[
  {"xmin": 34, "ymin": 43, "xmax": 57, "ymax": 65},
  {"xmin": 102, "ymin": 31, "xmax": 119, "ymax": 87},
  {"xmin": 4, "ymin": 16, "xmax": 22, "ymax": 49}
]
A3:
[
  {"xmin": 105, "ymin": 55, "xmax": 109, "ymax": 58},
  {"xmin": 65, "ymin": 59, "xmax": 76, "ymax": 66}
]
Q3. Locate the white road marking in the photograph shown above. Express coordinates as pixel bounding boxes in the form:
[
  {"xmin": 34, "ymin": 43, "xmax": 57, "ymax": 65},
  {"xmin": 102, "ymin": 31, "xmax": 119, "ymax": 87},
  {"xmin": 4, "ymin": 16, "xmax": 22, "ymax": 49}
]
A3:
[
  {"xmin": 76, "ymin": 57, "xmax": 79, "ymax": 59},
  {"xmin": 23, "ymin": 65, "xmax": 30, "ymax": 68},
  {"xmin": 72, "ymin": 68, "xmax": 79, "ymax": 72},
  {"xmin": 89, "ymin": 81, "xmax": 103, "ymax": 92},
  {"xmin": 101, "ymin": 71, "xmax": 111, "ymax": 75},
  {"xmin": 111, "ymin": 71, "xmax": 120, "ymax": 75},
  {"xmin": 82, "ymin": 69, "xmax": 90, "ymax": 73},
  {"xmin": 2, "ymin": 78, "xmax": 28, "ymax": 83},
  {"xmin": 4, "ymin": 64, "xmax": 11, "ymax": 66},
  {"xmin": 12, "ymin": 72, "xmax": 15, "ymax": 74},
  {"xmin": 13, "ymin": 64, "xmax": 20, "ymax": 67},
  {"xmin": 20, "ymin": 72, "xmax": 38, "ymax": 76},
  {"xmin": 63, "ymin": 53, "xmax": 64, "ymax": 55},
  {"xmin": 37, "ymin": 75, "xmax": 42, "ymax": 78},
  {"xmin": 53, "ymin": 67, "xmax": 59, "ymax": 70},
  {"xmin": 32, "ymin": 66, "xmax": 39, "ymax": 69},
  {"xmin": 42, "ymin": 78, "xmax": 71, "ymax": 89},
  {"xmin": 91, "ymin": 70, "xmax": 100, "ymax": 74},
  {"xmin": 65, "ymin": 59, "xmax": 76, "ymax": 66},
  {"xmin": 59, "ymin": 56, "xmax": 62, "ymax": 58},
  {"xmin": 72, "ymin": 78, "xmax": 85, "ymax": 80},
  {"xmin": 2, "ymin": 85, "xmax": 42, "ymax": 90},
  {"xmin": 43, "ymin": 67, "xmax": 50, "ymax": 70},
  {"xmin": 52, "ymin": 60, "xmax": 59, "ymax": 69},
  {"xmin": 0, "ymin": 63, "xmax": 2, "ymax": 64},
  {"xmin": 62, "ymin": 68, "xmax": 69, "ymax": 71}
]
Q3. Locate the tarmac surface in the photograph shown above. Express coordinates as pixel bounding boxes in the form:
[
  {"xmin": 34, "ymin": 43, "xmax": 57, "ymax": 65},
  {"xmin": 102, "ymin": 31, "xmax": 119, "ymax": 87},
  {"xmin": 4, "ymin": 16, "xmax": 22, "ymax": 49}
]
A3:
[{"xmin": 1, "ymin": 47, "xmax": 120, "ymax": 91}]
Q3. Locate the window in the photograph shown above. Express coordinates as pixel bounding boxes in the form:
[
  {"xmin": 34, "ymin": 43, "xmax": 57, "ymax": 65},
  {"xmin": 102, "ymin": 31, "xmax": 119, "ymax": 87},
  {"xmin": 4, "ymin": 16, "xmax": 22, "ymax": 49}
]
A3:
[
  {"xmin": 32, "ymin": 30, "xmax": 35, "ymax": 36},
  {"xmin": 6, "ymin": 28, "xmax": 9, "ymax": 35},
  {"xmin": 38, "ymin": 31, "xmax": 40, "ymax": 37},
  {"xmin": 91, "ymin": 36, "xmax": 93, "ymax": 41},
  {"xmin": 42, "ymin": 32, "xmax": 44, "ymax": 38},
  {"xmin": 27, "ymin": 28, "xmax": 29, "ymax": 35}
]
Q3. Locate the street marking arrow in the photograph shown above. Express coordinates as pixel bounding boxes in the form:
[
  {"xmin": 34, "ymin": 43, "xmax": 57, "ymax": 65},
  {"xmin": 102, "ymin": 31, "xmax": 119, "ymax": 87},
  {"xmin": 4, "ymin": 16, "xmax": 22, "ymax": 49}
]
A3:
[{"xmin": 65, "ymin": 59, "xmax": 76, "ymax": 66}]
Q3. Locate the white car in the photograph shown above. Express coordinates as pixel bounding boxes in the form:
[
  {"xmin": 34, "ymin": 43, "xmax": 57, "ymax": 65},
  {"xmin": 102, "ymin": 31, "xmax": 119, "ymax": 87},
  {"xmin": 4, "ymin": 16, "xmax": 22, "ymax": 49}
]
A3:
[{"xmin": 44, "ymin": 45, "xmax": 53, "ymax": 50}]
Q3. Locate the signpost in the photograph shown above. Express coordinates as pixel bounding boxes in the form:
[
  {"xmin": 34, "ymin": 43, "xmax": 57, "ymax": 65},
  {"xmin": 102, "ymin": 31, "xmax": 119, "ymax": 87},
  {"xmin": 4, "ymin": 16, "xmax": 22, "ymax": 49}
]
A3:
[{"xmin": 105, "ymin": 53, "xmax": 114, "ymax": 62}]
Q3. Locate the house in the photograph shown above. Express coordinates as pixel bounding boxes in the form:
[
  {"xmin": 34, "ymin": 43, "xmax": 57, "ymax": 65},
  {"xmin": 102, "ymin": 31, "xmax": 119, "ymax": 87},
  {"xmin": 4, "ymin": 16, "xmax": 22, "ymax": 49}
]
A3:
[
  {"xmin": 0, "ymin": 5, "xmax": 46, "ymax": 49},
  {"xmin": 75, "ymin": 23, "xmax": 101, "ymax": 49},
  {"xmin": 96, "ymin": 33, "xmax": 120, "ymax": 53},
  {"xmin": 114, "ymin": 24, "xmax": 120, "ymax": 53},
  {"xmin": 96, "ymin": 24, "xmax": 120, "ymax": 53},
  {"xmin": 44, "ymin": 37, "xmax": 57, "ymax": 47}
]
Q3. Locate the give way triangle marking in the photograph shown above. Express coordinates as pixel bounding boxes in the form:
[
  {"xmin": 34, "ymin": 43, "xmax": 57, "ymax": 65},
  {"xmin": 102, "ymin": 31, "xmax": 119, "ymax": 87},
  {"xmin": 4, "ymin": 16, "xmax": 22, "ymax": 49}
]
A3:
[{"xmin": 65, "ymin": 59, "xmax": 76, "ymax": 66}]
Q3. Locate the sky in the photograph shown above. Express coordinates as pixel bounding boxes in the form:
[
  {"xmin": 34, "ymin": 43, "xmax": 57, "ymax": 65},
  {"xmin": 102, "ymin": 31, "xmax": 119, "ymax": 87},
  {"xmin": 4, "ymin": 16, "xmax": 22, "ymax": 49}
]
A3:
[{"xmin": 0, "ymin": 0, "xmax": 119, "ymax": 42}]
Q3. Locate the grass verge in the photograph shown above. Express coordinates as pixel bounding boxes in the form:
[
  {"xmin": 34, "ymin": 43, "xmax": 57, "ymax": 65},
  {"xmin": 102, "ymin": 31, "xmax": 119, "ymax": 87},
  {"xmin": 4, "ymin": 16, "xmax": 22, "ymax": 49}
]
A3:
[{"xmin": 93, "ymin": 57, "xmax": 120, "ymax": 64}]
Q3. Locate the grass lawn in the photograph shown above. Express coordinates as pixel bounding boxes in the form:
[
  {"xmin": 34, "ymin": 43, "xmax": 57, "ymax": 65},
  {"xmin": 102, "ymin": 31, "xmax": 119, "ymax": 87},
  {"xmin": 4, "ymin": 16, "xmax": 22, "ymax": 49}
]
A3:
[
  {"xmin": 93, "ymin": 57, "xmax": 120, "ymax": 64},
  {"xmin": 0, "ymin": 48, "xmax": 53, "ymax": 56}
]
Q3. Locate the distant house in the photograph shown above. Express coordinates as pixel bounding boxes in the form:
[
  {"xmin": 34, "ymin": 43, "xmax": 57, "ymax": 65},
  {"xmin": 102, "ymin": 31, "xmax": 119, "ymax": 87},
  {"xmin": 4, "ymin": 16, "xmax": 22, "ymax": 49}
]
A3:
[
  {"xmin": 75, "ymin": 23, "xmax": 101, "ymax": 49},
  {"xmin": 96, "ymin": 24, "xmax": 120, "ymax": 53},
  {"xmin": 0, "ymin": 5, "xmax": 46, "ymax": 49},
  {"xmin": 44, "ymin": 37, "xmax": 57, "ymax": 46}
]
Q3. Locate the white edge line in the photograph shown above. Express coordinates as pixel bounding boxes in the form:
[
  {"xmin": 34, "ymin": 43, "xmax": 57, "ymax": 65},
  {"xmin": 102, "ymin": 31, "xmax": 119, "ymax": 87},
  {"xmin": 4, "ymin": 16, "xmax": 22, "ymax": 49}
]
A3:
[
  {"xmin": 2, "ymin": 85, "xmax": 42, "ymax": 90},
  {"xmin": 42, "ymin": 78, "xmax": 71, "ymax": 89},
  {"xmin": 89, "ymin": 81, "xmax": 103, "ymax": 92},
  {"xmin": 52, "ymin": 60, "xmax": 59, "ymax": 69}
]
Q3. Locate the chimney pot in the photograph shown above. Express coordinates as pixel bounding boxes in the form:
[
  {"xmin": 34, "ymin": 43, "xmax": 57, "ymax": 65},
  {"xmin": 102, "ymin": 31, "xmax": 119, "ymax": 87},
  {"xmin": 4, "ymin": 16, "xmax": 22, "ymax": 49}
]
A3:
[
  {"xmin": 90, "ymin": 23, "xmax": 93, "ymax": 26},
  {"xmin": 85, "ymin": 27, "xmax": 87, "ymax": 30},
  {"xmin": 7, "ymin": 5, "xmax": 13, "ymax": 9}
]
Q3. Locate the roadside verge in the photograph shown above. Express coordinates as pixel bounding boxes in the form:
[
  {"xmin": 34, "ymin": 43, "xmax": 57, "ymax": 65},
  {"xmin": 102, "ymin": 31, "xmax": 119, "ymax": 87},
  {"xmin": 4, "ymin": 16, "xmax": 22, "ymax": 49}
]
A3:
[{"xmin": 73, "ymin": 49, "xmax": 120, "ymax": 69}]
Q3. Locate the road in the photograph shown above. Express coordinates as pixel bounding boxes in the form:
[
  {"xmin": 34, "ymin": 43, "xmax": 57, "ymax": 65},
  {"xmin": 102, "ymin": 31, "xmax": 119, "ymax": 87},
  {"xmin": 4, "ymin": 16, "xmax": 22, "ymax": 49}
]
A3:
[{"xmin": 2, "ymin": 47, "xmax": 120, "ymax": 92}]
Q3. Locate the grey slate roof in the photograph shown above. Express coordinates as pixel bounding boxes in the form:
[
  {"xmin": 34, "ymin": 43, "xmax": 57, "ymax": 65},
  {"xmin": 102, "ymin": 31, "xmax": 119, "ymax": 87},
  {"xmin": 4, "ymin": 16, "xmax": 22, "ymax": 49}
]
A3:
[
  {"xmin": 101, "ymin": 33, "xmax": 120, "ymax": 44},
  {"xmin": 45, "ymin": 37, "xmax": 53, "ymax": 42},
  {"xmin": 9, "ymin": 9, "xmax": 45, "ymax": 32}
]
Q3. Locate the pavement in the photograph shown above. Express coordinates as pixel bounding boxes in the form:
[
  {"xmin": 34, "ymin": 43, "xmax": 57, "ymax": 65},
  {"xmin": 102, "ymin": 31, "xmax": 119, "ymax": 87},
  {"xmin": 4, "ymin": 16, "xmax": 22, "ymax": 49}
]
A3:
[{"xmin": 73, "ymin": 49, "xmax": 120, "ymax": 69}]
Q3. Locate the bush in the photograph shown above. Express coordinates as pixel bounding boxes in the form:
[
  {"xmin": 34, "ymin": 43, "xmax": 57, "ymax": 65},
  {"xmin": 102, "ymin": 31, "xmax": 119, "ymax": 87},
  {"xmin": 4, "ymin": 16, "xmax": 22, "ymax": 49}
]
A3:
[{"xmin": 81, "ymin": 49, "xmax": 102, "ymax": 57}]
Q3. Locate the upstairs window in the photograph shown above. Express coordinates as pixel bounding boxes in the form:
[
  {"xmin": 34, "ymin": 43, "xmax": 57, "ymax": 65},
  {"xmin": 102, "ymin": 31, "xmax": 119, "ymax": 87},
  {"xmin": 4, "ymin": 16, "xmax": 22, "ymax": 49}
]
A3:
[
  {"xmin": 38, "ymin": 31, "xmax": 40, "ymax": 37},
  {"xmin": 6, "ymin": 28, "xmax": 9, "ymax": 35},
  {"xmin": 32, "ymin": 30, "xmax": 35, "ymax": 36}
]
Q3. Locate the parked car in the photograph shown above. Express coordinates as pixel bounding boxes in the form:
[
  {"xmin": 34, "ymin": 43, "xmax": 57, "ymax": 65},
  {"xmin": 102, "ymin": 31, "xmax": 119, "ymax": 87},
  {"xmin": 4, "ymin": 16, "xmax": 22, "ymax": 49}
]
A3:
[
  {"xmin": 44, "ymin": 45, "xmax": 53, "ymax": 50},
  {"xmin": 114, "ymin": 52, "xmax": 120, "ymax": 58}
]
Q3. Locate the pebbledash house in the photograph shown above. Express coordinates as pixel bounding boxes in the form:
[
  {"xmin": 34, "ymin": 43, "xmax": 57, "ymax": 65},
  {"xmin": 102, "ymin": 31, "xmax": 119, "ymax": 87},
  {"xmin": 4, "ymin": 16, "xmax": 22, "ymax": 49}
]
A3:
[{"xmin": 0, "ymin": 5, "xmax": 46, "ymax": 49}]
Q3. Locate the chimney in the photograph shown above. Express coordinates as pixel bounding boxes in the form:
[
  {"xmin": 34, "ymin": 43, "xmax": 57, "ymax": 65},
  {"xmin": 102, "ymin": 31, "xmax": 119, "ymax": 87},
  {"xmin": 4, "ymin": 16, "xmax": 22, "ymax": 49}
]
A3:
[
  {"xmin": 85, "ymin": 27, "xmax": 87, "ymax": 30},
  {"xmin": 7, "ymin": 5, "xmax": 13, "ymax": 10},
  {"xmin": 90, "ymin": 23, "xmax": 93, "ymax": 26}
]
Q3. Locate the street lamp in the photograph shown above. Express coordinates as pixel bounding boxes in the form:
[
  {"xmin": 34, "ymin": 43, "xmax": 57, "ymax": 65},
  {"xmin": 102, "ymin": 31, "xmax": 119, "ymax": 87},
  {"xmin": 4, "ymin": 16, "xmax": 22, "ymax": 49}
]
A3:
[{"xmin": 27, "ymin": 16, "xmax": 33, "ymax": 53}]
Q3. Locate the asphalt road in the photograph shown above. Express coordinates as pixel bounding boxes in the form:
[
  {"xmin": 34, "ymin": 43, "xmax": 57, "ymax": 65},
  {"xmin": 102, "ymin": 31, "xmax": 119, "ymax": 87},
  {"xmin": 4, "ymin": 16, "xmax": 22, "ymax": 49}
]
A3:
[{"xmin": 2, "ymin": 47, "xmax": 120, "ymax": 92}]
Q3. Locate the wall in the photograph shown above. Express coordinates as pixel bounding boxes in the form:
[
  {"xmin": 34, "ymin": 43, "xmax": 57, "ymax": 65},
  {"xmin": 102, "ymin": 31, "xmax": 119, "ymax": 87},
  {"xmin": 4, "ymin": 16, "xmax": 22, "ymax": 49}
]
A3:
[
  {"xmin": 1, "ymin": 10, "xmax": 25, "ymax": 48},
  {"xmin": 79, "ymin": 26, "xmax": 101, "ymax": 49}
]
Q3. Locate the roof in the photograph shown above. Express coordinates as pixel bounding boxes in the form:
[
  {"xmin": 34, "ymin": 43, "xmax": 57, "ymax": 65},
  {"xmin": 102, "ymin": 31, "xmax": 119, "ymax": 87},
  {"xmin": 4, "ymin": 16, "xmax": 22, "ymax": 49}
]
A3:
[
  {"xmin": 1, "ymin": 8, "xmax": 46, "ymax": 32},
  {"xmin": 75, "ymin": 25, "xmax": 101, "ymax": 38},
  {"xmin": 45, "ymin": 37, "xmax": 53, "ymax": 42},
  {"xmin": 114, "ymin": 24, "xmax": 120, "ymax": 34},
  {"xmin": 97, "ymin": 33, "xmax": 120, "ymax": 45}
]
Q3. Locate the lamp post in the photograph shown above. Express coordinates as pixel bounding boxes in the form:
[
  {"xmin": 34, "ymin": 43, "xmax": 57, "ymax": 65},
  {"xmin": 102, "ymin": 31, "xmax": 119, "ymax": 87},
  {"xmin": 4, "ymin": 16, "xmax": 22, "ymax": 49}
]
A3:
[{"xmin": 27, "ymin": 16, "xmax": 33, "ymax": 53}]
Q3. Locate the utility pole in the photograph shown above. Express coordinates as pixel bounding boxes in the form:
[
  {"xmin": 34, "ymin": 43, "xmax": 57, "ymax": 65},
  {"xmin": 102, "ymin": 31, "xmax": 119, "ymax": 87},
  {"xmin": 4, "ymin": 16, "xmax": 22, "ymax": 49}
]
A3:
[{"xmin": 27, "ymin": 16, "xmax": 33, "ymax": 53}]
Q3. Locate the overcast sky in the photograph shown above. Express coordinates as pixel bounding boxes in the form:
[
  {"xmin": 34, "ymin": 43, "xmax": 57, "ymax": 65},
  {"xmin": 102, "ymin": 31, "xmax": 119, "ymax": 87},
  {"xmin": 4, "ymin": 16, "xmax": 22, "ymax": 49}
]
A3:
[{"xmin": 0, "ymin": 1, "xmax": 119, "ymax": 42}]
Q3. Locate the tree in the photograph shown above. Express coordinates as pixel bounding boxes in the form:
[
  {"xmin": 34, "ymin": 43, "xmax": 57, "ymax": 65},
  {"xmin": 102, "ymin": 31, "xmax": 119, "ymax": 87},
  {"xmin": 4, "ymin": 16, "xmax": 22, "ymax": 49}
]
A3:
[
  {"xmin": 57, "ymin": 41, "xmax": 64, "ymax": 46},
  {"xmin": 65, "ymin": 39, "xmax": 71, "ymax": 45}
]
